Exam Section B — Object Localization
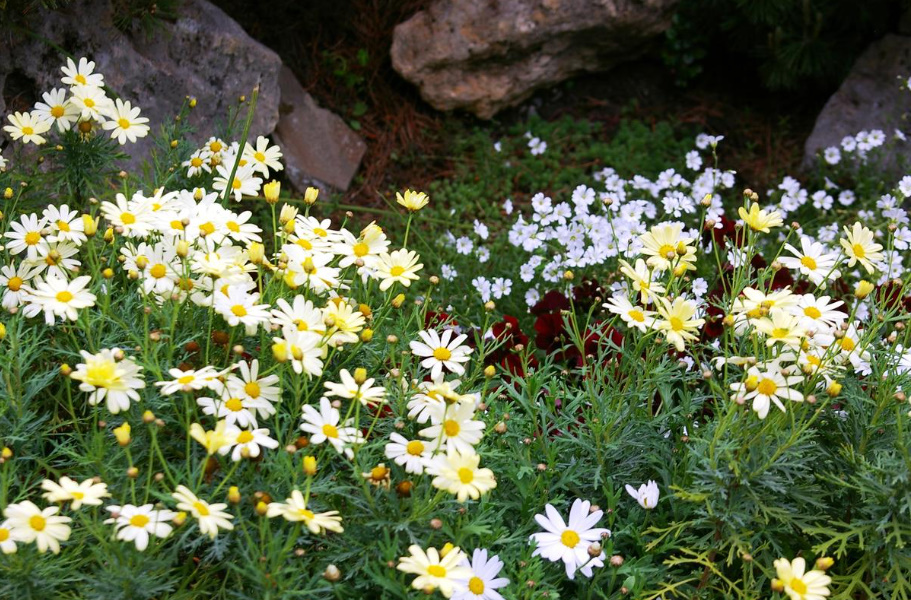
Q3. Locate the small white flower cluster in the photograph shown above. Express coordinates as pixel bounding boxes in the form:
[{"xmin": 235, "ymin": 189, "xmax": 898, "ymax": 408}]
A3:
[{"xmin": 2, "ymin": 57, "xmax": 149, "ymax": 146}]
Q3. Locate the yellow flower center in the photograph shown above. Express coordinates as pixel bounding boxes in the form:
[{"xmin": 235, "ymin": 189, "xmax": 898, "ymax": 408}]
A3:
[
  {"xmin": 231, "ymin": 305, "xmax": 248, "ymax": 317},
  {"xmin": 24, "ymin": 231, "xmax": 41, "ymax": 245},
  {"xmin": 757, "ymin": 378, "xmax": 777, "ymax": 396},
  {"xmin": 191, "ymin": 157, "xmax": 203, "ymax": 167},
  {"xmin": 71, "ymin": 491, "xmax": 85, "ymax": 500},
  {"xmin": 210, "ymin": 141, "xmax": 223, "ymax": 153},
  {"xmin": 561, "ymin": 529, "xmax": 580, "ymax": 548},
  {"xmin": 199, "ymin": 222, "xmax": 216, "ymax": 235},
  {"xmin": 244, "ymin": 381, "xmax": 261, "ymax": 398},
  {"xmin": 294, "ymin": 319, "xmax": 309, "ymax": 332},
  {"xmin": 75, "ymin": 74, "xmax": 87, "ymax": 85},
  {"xmin": 840, "ymin": 337, "xmax": 856, "ymax": 352},
  {"xmin": 118, "ymin": 118, "xmax": 130, "ymax": 129},
  {"xmin": 669, "ymin": 316, "xmax": 684, "ymax": 331},
  {"xmin": 772, "ymin": 327, "xmax": 790, "ymax": 339},
  {"xmin": 628, "ymin": 309, "xmax": 645, "ymax": 322},
  {"xmin": 800, "ymin": 256, "xmax": 817, "ymax": 270},
  {"xmin": 370, "ymin": 465, "xmax": 388, "ymax": 480},
  {"xmin": 427, "ymin": 565, "xmax": 447, "ymax": 578},
  {"xmin": 296, "ymin": 238, "xmax": 313, "ymax": 250},
  {"xmin": 804, "ymin": 306, "xmax": 822, "ymax": 319},
  {"xmin": 468, "ymin": 577, "xmax": 485, "ymax": 594},
  {"xmin": 433, "ymin": 347, "xmax": 452, "ymax": 361},
  {"xmin": 192, "ymin": 501, "xmax": 209, "ymax": 516},
  {"xmin": 406, "ymin": 440, "xmax": 425, "ymax": 456},
  {"xmin": 150, "ymin": 264, "xmax": 167, "ymax": 279},
  {"xmin": 29, "ymin": 515, "xmax": 46, "ymax": 531},
  {"xmin": 121, "ymin": 212, "xmax": 136, "ymax": 225},
  {"xmin": 51, "ymin": 105, "xmax": 66, "ymax": 118},
  {"xmin": 56, "ymin": 290, "xmax": 74, "ymax": 303},
  {"xmin": 322, "ymin": 423, "xmax": 339, "ymax": 438},
  {"xmin": 178, "ymin": 375, "xmax": 195, "ymax": 384},
  {"xmin": 299, "ymin": 509, "xmax": 315, "ymax": 520},
  {"xmin": 254, "ymin": 151, "xmax": 265, "ymax": 162},
  {"xmin": 353, "ymin": 242, "xmax": 369, "ymax": 257},
  {"xmin": 22, "ymin": 126, "xmax": 34, "ymax": 135},
  {"xmin": 129, "ymin": 514, "xmax": 150, "ymax": 528},
  {"xmin": 390, "ymin": 266, "xmax": 405, "ymax": 277},
  {"xmin": 807, "ymin": 355, "xmax": 821, "ymax": 366},
  {"xmin": 7, "ymin": 276, "xmax": 23, "ymax": 291},
  {"xmin": 443, "ymin": 419, "xmax": 460, "ymax": 437},
  {"xmin": 852, "ymin": 243, "xmax": 866, "ymax": 258},
  {"xmin": 225, "ymin": 397, "xmax": 244, "ymax": 412},
  {"xmin": 790, "ymin": 578, "xmax": 808, "ymax": 595},
  {"xmin": 458, "ymin": 467, "xmax": 474, "ymax": 484},
  {"xmin": 85, "ymin": 359, "xmax": 117, "ymax": 387},
  {"xmin": 313, "ymin": 228, "xmax": 328, "ymax": 237},
  {"xmin": 83, "ymin": 98, "xmax": 95, "ymax": 108},
  {"xmin": 170, "ymin": 220, "xmax": 184, "ymax": 231},
  {"xmin": 658, "ymin": 243, "xmax": 675, "ymax": 259},
  {"xmin": 226, "ymin": 221, "xmax": 240, "ymax": 233},
  {"xmin": 57, "ymin": 220, "xmax": 71, "ymax": 232},
  {"xmin": 0, "ymin": 528, "xmax": 9, "ymax": 542},
  {"xmin": 231, "ymin": 178, "xmax": 242, "ymax": 190},
  {"xmin": 237, "ymin": 430, "xmax": 254, "ymax": 444}
]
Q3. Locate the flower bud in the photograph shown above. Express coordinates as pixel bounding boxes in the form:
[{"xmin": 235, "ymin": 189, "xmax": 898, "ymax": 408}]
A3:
[
  {"xmin": 227, "ymin": 486, "xmax": 241, "ymax": 504},
  {"xmin": 392, "ymin": 294, "xmax": 405, "ymax": 308},
  {"xmin": 0, "ymin": 323, "xmax": 5, "ymax": 341},
  {"xmin": 263, "ymin": 180, "xmax": 281, "ymax": 204},
  {"xmin": 60, "ymin": 363, "xmax": 72, "ymax": 376},
  {"xmin": 3, "ymin": 188, "xmax": 12, "ymax": 199},
  {"xmin": 854, "ymin": 280, "xmax": 875, "ymax": 299},
  {"xmin": 248, "ymin": 242, "xmax": 265, "ymax": 264},
  {"xmin": 103, "ymin": 227, "xmax": 115, "ymax": 243},
  {"xmin": 323, "ymin": 564, "xmax": 341, "ymax": 582},
  {"xmin": 304, "ymin": 186, "xmax": 320, "ymax": 205},
  {"xmin": 353, "ymin": 368, "xmax": 368, "ymax": 385},
  {"xmin": 826, "ymin": 381, "xmax": 843, "ymax": 397},
  {"xmin": 429, "ymin": 518, "xmax": 443, "ymax": 530},
  {"xmin": 771, "ymin": 579, "xmax": 784, "ymax": 592},
  {"xmin": 279, "ymin": 203, "xmax": 298, "ymax": 225},
  {"xmin": 1, "ymin": 447, "xmax": 13, "ymax": 460},
  {"xmin": 272, "ymin": 343, "xmax": 288, "ymax": 363},
  {"xmin": 126, "ymin": 466, "xmax": 139, "ymax": 478},
  {"xmin": 815, "ymin": 556, "xmax": 834, "ymax": 570},
  {"xmin": 610, "ymin": 554, "xmax": 624, "ymax": 567},
  {"xmin": 484, "ymin": 365, "xmax": 496, "ymax": 378},
  {"xmin": 176, "ymin": 240, "xmax": 190, "ymax": 258},
  {"xmin": 303, "ymin": 455, "xmax": 317, "ymax": 476},
  {"xmin": 255, "ymin": 501, "xmax": 269, "ymax": 516},
  {"xmin": 360, "ymin": 328, "xmax": 374, "ymax": 342},
  {"xmin": 113, "ymin": 422, "xmax": 131, "ymax": 446}
]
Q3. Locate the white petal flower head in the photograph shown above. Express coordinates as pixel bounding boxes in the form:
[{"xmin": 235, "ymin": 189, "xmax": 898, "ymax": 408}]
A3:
[
  {"xmin": 105, "ymin": 504, "xmax": 176, "ymax": 551},
  {"xmin": 529, "ymin": 498, "xmax": 609, "ymax": 580},
  {"xmin": 40, "ymin": 476, "xmax": 109, "ymax": 510},
  {"xmin": 410, "ymin": 329, "xmax": 473, "ymax": 379},
  {"xmin": 3, "ymin": 501, "xmax": 71, "ymax": 554},
  {"xmin": 452, "ymin": 548, "xmax": 510, "ymax": 600},
  {"xmin": 171, "ymin": 485, "xmax": 234, "ymax": 539},
  {"xmin": 625, "ymin": 480, "xmax": 660, "ymax": 509}
]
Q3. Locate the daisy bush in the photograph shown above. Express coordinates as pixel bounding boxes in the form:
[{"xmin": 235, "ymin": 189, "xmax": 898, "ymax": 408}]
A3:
[{"xmin": 0, "ymin": 55, "xmax": 909, "ymax": 600}]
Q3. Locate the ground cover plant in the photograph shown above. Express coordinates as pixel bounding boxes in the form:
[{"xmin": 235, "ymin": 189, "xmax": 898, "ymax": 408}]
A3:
[{"xmin": 0, "ymin": 56, "xmax": 910, "ymax": 600}]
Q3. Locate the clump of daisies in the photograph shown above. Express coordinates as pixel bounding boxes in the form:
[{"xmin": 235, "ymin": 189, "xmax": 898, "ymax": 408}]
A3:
[{"xmin": 3, "ymin": 57, "xmax": 149, "ymax": 147}]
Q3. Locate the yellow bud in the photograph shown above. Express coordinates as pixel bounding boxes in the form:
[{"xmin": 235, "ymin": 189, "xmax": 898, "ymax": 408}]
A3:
[
  {"xmin": 103, "ymin": 227, "xmax": 114, "ymax": 243},
  {"xmin": 744, "ymin": 375, "xmax": 759, "ymax": 392},
  {"xmin": 227, "ymin": 486, "xmax": 241, "ymax": 504},
  {"xmin": 563, "ymin": 270, "xmax": 574, "ymax": 281},
  {"xmin": 360, "ymin": 328, "xmax": 374, "ymax": 342},
  {"xmin": 0, "ymin": 323, "xmax": 5, "ymax": 341},
  {"xmin": 248, "ymin": 242, "xmax": 265, "ymax": 264},
  {"xmin": 827, "ymin": 381, "xmax": 843, "ymax": 397},
  {"xmin": 102, "ymin": 268, "xmax": 114, "ymax": 279},
  {"xmin": 283, "ymin": 219, "xmax": 296, "ymax": 235},
  {"xmin": 176, "ymin": 240, "xmax": 190, "ymax": 258},
  {"xmin": 279, "ymin": 203, "xmax": 298, "ymax": 224},
  {"xmin": 353, "ymin": 367, "xmax": 368, "ymax": 385},
  {"xmin": 188, "ymin": 97, "xmax": 197, "ymax": 108},
  {"xmin": 673, "ymin": 263, "xmax": 688, "ymax": 277},
  {"xmin": 255, "ymin": 501, "xmax": 269, "ymax": 516},
  {"xmin": 60, "ymin": 363, "xmax": 72, "ymax": 376},
  {"xmin": 854, "ymin": 280, "xmax": 875, "ymax": 299},
  {"xmin": 170, "ymin": 140, "xmax": 178, "ymax": 149},
  {"xmin": 440, "ymin": 542, "xmax": 455, "ymax": 557},
  {"xmin": 771, "ymin": 579, "xmax": 784, "ymax": 592},
  {"xmin": 173, "ymin": 511, "xmax": 187, "ymax": 526},
  {"xmin": 816, "ymin": 557, "xmax": 834, "ymax": 570},
  {"xmin": 113, "ymin": 422, "xmax": 131, "ymax": 446},
  {"xmin": 392, "ymin": 293, "xmax": 405, "ymax": 308},
  {"xmin": 304, "ymin": 186, "xmax": 319, "ymax": 205},
  {"xmin": 126, "ymin": 466, "xmax": 139, "ymax": 478},
  {"xmin": 82, "ymin": 214, "xmax": 98, "ymax": 236},
  {"xmin": 3, "ymin": 188, "xmax": 13, "ymax": 199},
  {"xmin": 193, "ymin": 187, "xmax": 204, "ymax": 201},
  {"xmin": 142, "ymin": 410, "xmax": 155, "ymax": 424},
  {"xmin": 263, "ymin": 180, "xmax": 281, "ymax": 204},
  {"xmin": 303, "ymin": 455, "xmax": 317, "ymax": 476},
  {"xmin": 358, "ymin": 303, "xmax": 373, "ymax": 317},
  {"xmin": 484, "ymin": 301, "xmax": 496, "ymax": 311},
  {"xmin": 302, "ymin": 257, "xmax": 316, "ymax": 274},
  {"xmin": 1, "ymin": 447, "xmax": 12, "ymax": 459},
  {"xmin": 484, "ymin": 365, "xmax": 496, "ymax": 378},
  {"xmin": 272, "ymin": 343, "xmax": 288, "ymax": 363}
]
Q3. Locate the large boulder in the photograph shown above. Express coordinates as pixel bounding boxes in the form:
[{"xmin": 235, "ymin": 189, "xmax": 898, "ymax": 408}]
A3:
[
  {"xmin": 391, "ymin": 0, "xmax": 679, "ymax": 119},
  {"xmin": 272, "ymin": 67, "xmax": 367, "ymax": 192},
  {"xmin": 804, "ymin": 34, "xmax": 911, "ymax": 169},
  {"xmin": 0, "ymin": 0, "xmax": 282, "ymax": 169}
]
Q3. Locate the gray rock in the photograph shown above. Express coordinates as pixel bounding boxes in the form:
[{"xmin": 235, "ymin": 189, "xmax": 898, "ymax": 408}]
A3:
[
  {"xmin": 391, "ymin": 0, "xmax": 679, "ymax": 119},
  {"xmin": 0, "ymin": 0, "xmax": 281, "ymax": 171},
  {"xmin": 272, "ymin": 66, "xmax": 366, "ymax": 191},
  {"xmin": 804, "ymin": 34, "xmax": 911, "ymax": 170}
]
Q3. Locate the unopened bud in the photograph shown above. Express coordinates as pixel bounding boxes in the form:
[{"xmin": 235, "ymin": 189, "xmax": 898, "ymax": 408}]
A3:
[
  {"xmin": 304, "ymin": 187, "xmax": 319, "ymax": 205},
  {"xmin": 323, "ymin": 564, "xmax": 341, "ymax": 582}
]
